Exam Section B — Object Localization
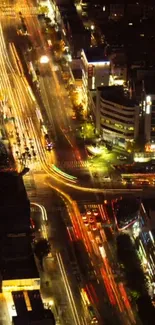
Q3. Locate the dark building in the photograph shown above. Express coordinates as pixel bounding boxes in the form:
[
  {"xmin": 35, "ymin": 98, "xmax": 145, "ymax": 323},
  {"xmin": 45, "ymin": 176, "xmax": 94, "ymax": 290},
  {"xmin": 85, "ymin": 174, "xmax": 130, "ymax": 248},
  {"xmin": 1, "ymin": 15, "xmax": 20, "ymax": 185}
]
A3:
[
  {"xmin": 0, "ymin": 171, "xmax": 30, "ymax": 235},
  {"xmin": 12, "ymin": 290, "xmax": 55, "ymax": 325},
  {"xmin": 58, "ymin": 0, "xmax": 90, "ymax": 57},
  {"xmin": 0, "ymin": 171, "xmax": 39, "ymax": 292},
  {"xmin": 0, "ymin": 169, "xmax": 55, "ymax": 324},
  {"xmin": 1, "ymin": 234, "xmax": 40, "ymax": 293},
  {"xmin": 112, "ymin": 197, "xmax": 140, "ymax": 231}
]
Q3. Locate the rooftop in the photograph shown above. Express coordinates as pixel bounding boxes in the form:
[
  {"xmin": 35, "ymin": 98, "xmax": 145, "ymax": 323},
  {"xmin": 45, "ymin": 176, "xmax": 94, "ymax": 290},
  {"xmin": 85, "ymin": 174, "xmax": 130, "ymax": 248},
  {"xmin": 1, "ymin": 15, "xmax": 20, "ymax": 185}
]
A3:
[
  {"xmin": 2, "ymin": 253, "xmax": 39, "ymax": 280},
  {"xmin": 28, "ymin": 290, "xmax": 44, "ymax": 311},
  {"xmin": 98, "ymin": 85, "xmax": 136, "ymax": 107},
  {"xmin": 2, "ymin": 235, "xmax": 33, "ymax": 260},
  {"xmin": 0, "ymin": 171, "xmax": 28, "ymax": 205},
  {"xmin": 114, "ymin": 197, "xmax": 140, "ymax": 227},
  {"xmin": 0, "ymin": 171, "xmax": 30, "ymax": 234},
  {"xmin": 58, "ymin": 2, "xmax": 85, "ymax": 33},
  {"xmin": 83, "ymin": 47, "xmax": 109, "ymax": 63},
  {"xmin": 12, "ymin": 309, "xmax": 55, "ymax": 325}
]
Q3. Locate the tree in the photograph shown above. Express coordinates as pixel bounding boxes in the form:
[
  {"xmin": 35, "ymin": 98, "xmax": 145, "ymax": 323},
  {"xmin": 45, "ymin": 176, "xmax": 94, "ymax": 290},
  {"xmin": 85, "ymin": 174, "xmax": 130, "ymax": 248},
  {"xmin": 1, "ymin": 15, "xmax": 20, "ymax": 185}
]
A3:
[
  {"xmin": 117, "ymin": 234, "xmax": 148, "ymax": 295},
  {"xmin": 34, "ymin": 239, "xmax": 50, "ymax": 269},
  {"xmin": 79, "ymin": 122, "xmax": 95, "ymax": 139},
  {"xmin": 52, "ymin": 41, "xmax": 64, "ymax": 60},
  {"xmin": 72, "ymin": 104, "xmax": 84, "ymax": 121},
  {"xmin": 137, "ymin": 295, "xmax": 155, "ymax": 325},
  {"xmin": 38, "ymin": 6, "xmax": 49, "ymax": 15},
  {"xmin": 46, "ymin": 25, "xmax": 57, "ymax": 41}
]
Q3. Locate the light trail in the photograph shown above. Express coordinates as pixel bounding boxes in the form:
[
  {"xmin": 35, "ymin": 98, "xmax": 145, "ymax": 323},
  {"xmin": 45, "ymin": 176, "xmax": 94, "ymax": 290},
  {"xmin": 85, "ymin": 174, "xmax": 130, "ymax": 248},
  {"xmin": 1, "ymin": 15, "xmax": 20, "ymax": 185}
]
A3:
[
  {"xmin": 103, "ymin": 257, "xmax": 124, "ymax": 313},
  {"xmin": 31, "ymin": 202, "xmax": 48, "ymax": 221},
  {"xmin": 100, "ymin": 267, "xmax": 116, "ymax": 305},
  {"xmin": 0, "ymin": 14, "xmax": 141, "ymax": 324},
  {"xmin": 31, "ymin": 202, "xmax": 48, "ymax": 239},
  {"xmin": 56, "ymin": 252, "xmax": 82, "ymax": 325},
  {"xmin": 118, "ymin": 283, "xmax": 136, "ymax": 324}
]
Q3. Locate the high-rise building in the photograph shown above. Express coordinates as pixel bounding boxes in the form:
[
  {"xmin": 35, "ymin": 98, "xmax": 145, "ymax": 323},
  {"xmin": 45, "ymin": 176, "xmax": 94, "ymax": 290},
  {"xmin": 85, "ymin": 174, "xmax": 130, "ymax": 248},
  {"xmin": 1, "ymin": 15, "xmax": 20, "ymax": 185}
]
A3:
[
  {"xmin": 81, "ymin": 48, "xmax": 110, "ymax": 91},
  {"xmin": 95, "ymin": 86, "xmax": 139, "ymax": 147}
]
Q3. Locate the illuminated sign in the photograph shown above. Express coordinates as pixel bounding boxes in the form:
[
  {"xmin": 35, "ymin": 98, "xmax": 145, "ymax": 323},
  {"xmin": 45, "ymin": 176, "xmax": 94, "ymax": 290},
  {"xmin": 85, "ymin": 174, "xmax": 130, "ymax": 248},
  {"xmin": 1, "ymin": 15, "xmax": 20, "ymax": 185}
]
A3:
[
  {"xmin": 88, "ymin": 64, "xmax": 94, "ymax": 78},
  {"xmin": 89, "ymin": 61, "xmax": 110, "ymax": 66},
  {"xmin": 146, "ymin": 95, "xmax": 152, "ymax": 114},
  {"xmin": 145, "ymin": 144, "xmax": 155, "ymax": 152}
]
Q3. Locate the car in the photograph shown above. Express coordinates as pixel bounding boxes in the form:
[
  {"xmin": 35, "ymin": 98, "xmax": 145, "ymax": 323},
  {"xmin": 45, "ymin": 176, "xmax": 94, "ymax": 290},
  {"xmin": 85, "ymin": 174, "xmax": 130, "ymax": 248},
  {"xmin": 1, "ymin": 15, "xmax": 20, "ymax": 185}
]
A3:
[
  {"xmin": 89, "ymin": 216, "xmax": 95, "ymax": 224},
  {"xmin": 83, "ymin": 216, "xmax": 89, "ymax": 226},
  {"xmin": 95, "ymin": 236, "xmax": 102, "ymax": 245},
  {"xmin": 103, "ymin": 176, "xmax": 111, "ymax": 181},
  {"xmin": 92, "ymin": 209, "xmax": 99, "ymax": 216},
  {"xmin": 117, "ymin": 155, "xmax": 127, "ymax": 160},
  {"xmin": 91, "ymin": 223, "xmax": 97, "ymax": 231}
]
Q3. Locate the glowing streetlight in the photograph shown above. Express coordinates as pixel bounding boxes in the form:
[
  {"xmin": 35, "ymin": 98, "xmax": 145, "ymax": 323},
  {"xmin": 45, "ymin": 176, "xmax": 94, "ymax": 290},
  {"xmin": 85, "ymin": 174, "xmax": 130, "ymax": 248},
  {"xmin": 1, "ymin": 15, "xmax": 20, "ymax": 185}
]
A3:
[
  {"xmin": 91, "ymin": 24, "xmax": 95, "ymax": 31},
  {"xmin": 39, "ymin": 55, "xmax": 49, "ymax": 64}
]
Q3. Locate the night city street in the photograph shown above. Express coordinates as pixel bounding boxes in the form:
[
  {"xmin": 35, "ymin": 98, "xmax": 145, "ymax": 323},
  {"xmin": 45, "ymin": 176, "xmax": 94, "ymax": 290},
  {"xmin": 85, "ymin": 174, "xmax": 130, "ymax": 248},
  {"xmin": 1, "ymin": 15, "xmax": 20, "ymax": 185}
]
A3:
[{"xmin": 0, "ymin": 1, "xmax": 155, "ymax": 325}]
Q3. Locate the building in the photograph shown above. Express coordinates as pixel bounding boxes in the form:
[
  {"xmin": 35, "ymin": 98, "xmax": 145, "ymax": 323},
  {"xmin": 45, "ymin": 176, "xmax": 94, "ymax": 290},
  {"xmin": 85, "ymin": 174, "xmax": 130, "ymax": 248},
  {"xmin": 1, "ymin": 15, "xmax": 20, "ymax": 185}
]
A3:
[
  {"xmin": 143, "ymin": 88, "xmax": 155, "ymax": 146},
  {"xmin": 0, "ymin": 171, "xmax": 39, "ymax": 293},
  {"xmin": 109, "ymin": 4, "xmax": 125, "ymax": 20},
  {"xmin": 81, "ymin": 48, "xmax": 110, "ymax": 91},
  {"xmin": 112, "ymin": 197, "xmax": 140, "ymax": 231},
  {"xmin": 58, "ymin": 0, "xmax": 90, "ymax": 57},
  {"xmin": 126, "ymin": 4, "xmax": 155, "ymax": 20},
  {"xmin": 95, "ymin": 86, "xmax": 139, "ymax": 147},
  {"xmin": 133, "ymin": 78, "xmax": 155, "ymax": 150},
  {"xmin": 109, "ymin": 52, "xmax": 127, "ymax": 86},
  {"xmin": 11, "ymin": 290, "xmax": 55, "ymax": 325},
  {"xmin": 0, "ymin": 171, "xmax": 52, "ymax": 323},
  {"xmin": 1, "ymin": 235, "xmax": 40, "ymax": 292},
  {"xmin": 0, "ymin": 171, "xmax": 30, "ymax": 236}
]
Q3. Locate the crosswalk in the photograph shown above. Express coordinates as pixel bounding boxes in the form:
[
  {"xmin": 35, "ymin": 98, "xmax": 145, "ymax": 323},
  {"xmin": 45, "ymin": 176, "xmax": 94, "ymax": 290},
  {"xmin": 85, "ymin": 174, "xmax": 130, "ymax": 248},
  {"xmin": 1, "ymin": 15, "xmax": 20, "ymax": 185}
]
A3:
[
  {"xmin": 23, "ymin": 174, "xmax": 36, "ymax": 192},
  {"xmin": 57, "ymin": 160, "xmax": 89, "ymax": 169}
]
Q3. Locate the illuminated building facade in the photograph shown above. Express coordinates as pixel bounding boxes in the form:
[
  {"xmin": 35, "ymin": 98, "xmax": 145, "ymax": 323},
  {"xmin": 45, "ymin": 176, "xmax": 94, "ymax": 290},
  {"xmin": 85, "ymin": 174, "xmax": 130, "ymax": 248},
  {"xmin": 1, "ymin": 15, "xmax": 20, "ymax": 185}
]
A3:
[
  {"xmin": 95, "ymin": 86, "xmax": 140, "ymax": 147},
  {"xmin": 143, "ymin": 94, "xmax": 155, "ymax": 146},
  {"xmin": 81, "ymin": 48, "xmax": 110, "ymax": 91}
]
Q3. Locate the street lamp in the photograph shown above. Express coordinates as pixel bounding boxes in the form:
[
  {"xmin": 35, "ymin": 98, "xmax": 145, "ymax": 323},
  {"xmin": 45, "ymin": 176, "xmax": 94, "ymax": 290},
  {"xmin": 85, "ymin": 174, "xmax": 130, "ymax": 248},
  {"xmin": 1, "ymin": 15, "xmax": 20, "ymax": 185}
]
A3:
[{"xmin": 39, "ymin": 55, "xmax": 49, "ymax": 64}]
